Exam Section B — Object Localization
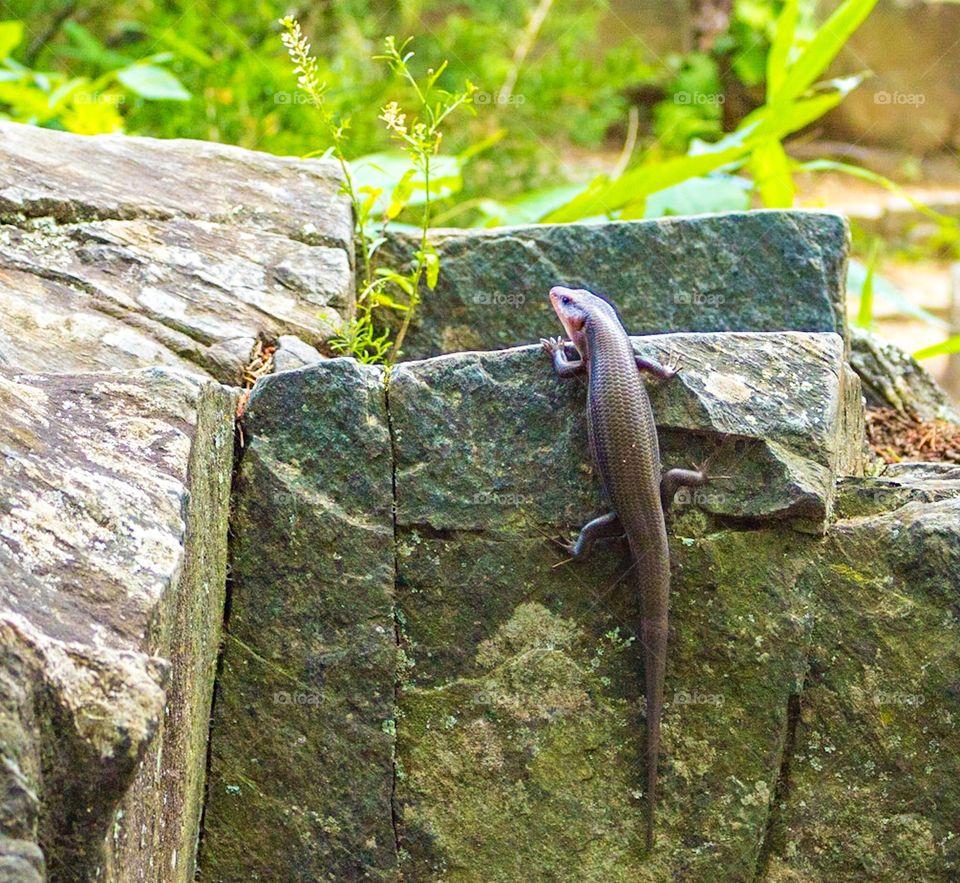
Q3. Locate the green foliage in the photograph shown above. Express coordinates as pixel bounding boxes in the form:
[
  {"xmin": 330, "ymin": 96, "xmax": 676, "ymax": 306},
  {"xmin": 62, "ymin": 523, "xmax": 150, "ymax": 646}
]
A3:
[
  {"xmin": 18, "ymin": 0, "xmax": 650, "ymax": 208},
  {"xmin": 0, "ymin": 17, "xmax": 189, "ymax": 134},
  {"xmin": 653, "ymin": 53, "xmax": 725, "ymax": 151},
  {"xmin": 542, "ymin": 0, "xmax": 880, "ymax": 222}
]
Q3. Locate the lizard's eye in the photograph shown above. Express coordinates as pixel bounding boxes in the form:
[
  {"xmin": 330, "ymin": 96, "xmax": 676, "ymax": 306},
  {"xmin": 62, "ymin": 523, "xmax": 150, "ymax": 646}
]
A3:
[{"xmin": 561, "ymin": 296, "xmax": 572, "ymax": 306}]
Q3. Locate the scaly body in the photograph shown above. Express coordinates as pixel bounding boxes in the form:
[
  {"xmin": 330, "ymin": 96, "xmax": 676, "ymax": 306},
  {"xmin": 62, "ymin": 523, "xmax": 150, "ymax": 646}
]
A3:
[{"xmin": 542, "ymin": 285, "xmax": 705, "ymax": 849}]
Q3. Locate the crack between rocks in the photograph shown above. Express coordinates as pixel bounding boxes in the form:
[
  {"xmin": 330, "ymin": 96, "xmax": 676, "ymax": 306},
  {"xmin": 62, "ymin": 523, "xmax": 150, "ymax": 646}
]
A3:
[
  {"xmin": 753, "ymin": 688, "xmax": 803, "ymax": 882},
  {"xmin": 194, "ymin": 400, "xmax": 246, "ymax": 873},
  {"xmin": 383, "ymin": 372, "xmax": 403, "ymax": 871}
]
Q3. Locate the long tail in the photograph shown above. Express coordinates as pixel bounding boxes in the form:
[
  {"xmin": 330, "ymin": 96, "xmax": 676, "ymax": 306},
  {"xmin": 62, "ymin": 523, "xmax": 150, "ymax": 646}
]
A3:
[{"xmin": 642, "ymin": 617, "xmax": 668, "ymax": 850}]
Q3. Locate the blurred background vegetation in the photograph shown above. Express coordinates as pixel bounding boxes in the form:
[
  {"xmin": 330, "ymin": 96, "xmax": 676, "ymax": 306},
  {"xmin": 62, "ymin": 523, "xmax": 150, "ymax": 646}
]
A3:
[{"xmin": 5, "ymin": 0, "xmax": 960, "ymax": 375}]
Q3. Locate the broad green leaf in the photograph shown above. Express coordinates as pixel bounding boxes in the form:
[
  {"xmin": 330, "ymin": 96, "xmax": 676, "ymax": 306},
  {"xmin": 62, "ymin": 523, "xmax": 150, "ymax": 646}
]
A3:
[
  {"xmin": 767, "ymin": 0, "xmax": 799, "ymax": 99},
  {"xmin": 116, "ymin": 64, "xmax": 190, "ymax": 101},
  {"xmin": 624, "ymin": 172, "xmax": 751, "ymax": 219},
  {"xmin": 749, "ymin": 138, "xmax": 795, "ymax": 208},
  {"xmin": 0, "ymin": 21, "xmax": 23, "ymax": 59},
  {"xmin": 471, "ymin": 185, "xmax": 583, "ymax": 227},
  {"xmin": 351, "ymin": 152, "xmax": 462, "ymax": 216},
  {"xmin": 914, "ymin": 335, "xmax": 960, "ymax": 360},
  {"xmin": 774, "ymin": 0, "xmax": 879, "ymax": 105},
  {"xmin": 741, "ymin": 79, "xmax": 859, "ymax": 143},
  {"xmin": 542, "ymin": 146, "xmax": 748, "ymax": 223}
]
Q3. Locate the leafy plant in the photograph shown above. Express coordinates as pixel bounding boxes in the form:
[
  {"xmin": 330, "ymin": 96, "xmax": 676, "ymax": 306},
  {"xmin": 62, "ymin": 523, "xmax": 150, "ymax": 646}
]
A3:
[
  {"xmin": 540, "ymin": 0, "xmax": 880, "ymax": 222},
  {"xmin": 0, "ymin": 19, "xmax": 189, "ymax": 134},
  {"xmin": 281, "ymin": 19, "xmax": 473, "ymax": 363}
]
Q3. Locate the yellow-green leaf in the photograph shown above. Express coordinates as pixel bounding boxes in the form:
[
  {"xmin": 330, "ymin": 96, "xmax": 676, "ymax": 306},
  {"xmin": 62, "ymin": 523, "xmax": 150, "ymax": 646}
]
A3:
[
  {"xmin": 0, "ymin": 21, "xmax": 23, "ymax": 58},
  {"xmin": 423, "ymin": 246, "xmax": 439, "ymax": 289},
  {"xmin": 914, "ymin": 335, "xmax": 960, "ymax": 361},
  {"xmin": 386, "ymin": 169, "xmax": 416, "ymax": 221},
  {"xmin": 855, "ymin": 242, "xmax": 878, "ymax": 328},
  {"xmin": 749, "ymin": 139, "xmax": 794, "ymax": 208},
  {"xmin": 774, "ymin": 0, "xmax": 879, "ymax": 105},
  {"xmin": 767, "ymin": 0, "xmax": 799, "ymax": 100}
]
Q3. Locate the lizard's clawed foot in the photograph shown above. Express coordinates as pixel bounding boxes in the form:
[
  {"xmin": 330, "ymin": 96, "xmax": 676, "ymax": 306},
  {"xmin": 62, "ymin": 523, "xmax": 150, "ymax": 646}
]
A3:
[
  {"xmin": 540, "ymin": 336, "xmax": 566, "ymax": 357},
  {"xmin": 661, "ymin": 351, "xmax": 683, "ymax": 380}
]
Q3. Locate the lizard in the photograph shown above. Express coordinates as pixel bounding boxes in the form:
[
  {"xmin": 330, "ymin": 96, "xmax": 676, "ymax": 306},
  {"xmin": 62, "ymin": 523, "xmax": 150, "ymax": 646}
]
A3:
[{"xmin": 541, "ymin": 285, "xmax": 707, "ymax": 850}]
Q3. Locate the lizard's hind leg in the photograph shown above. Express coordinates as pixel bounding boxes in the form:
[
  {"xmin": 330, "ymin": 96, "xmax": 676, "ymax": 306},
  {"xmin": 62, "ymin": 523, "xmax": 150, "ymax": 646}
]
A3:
[
  {"xmin": 568, "ymin": 511, "xmax": 623, "ymax": 558},
  {"xmin": 660, "ymin": 468, "xmax": 707, "ymax": 513}
]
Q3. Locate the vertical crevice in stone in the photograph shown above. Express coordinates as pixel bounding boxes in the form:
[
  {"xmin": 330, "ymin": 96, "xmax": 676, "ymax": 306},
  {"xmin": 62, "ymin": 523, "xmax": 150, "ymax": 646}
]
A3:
[
  {"xmin": 754, "ymin": 690, "xmax": 803, "ymax": 881},
  {"xmin": 195, "ymin": 403, "xmax": 246, "ymax": 871},
  {"xmin": 383, "ymin": 371, "xmax": 403, "ymax": 869}
]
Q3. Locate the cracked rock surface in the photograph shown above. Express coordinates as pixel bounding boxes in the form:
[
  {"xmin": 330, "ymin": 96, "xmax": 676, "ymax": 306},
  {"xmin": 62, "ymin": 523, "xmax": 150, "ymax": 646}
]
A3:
[
  {"xmin": 0, "ymin": 366, "xmax": 234, "ymax": 881},
  {"xmin": 0, "ymin": 123, "xmax": 353, "ymax": 384}
]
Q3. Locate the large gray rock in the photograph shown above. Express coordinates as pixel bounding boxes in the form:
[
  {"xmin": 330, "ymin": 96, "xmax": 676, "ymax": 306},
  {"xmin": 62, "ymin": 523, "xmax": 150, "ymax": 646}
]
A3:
[
  {"xmin": 379, "ymin": 211, "xmax": 848, "ymax": 359},
  {"xmin": 201, "ymin": 360, "xmax": 398, "ymax": 882},
  {"xmin": 0, "ymin": 366, "xmax": 235, "ymax": 881},
  {"xmin": 206, "ymin": 331, "xmax": 870, "ymax": 880},
  {"xmin": 0, "ymin": 123, "xmax": 353, "ymax": 384}
]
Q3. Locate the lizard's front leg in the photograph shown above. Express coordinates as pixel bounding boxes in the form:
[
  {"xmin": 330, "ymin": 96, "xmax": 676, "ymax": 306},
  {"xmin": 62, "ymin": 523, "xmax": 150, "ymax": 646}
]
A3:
[
  {"xmin": 541, "ymin": 336, "xmax": 585, "ymax": 378},
  {"xmin": 567, "ymin": 511, "xmax": 623, "ymax": 558}
]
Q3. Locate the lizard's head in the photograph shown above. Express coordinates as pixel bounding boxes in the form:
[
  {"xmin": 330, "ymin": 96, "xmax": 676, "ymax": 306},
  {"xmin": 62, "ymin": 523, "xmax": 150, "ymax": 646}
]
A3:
[
  {"xmin": 549, "ymin": 285, "xmax": 623, "ymax": 350},
  {"xmin": 549, "ymin": 286, "xmax": 591, "ymax": 340}
]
